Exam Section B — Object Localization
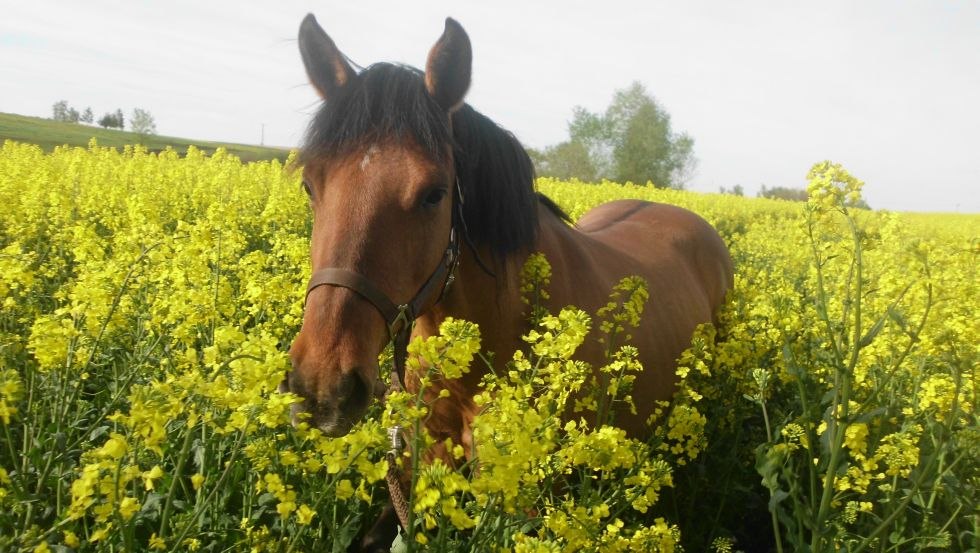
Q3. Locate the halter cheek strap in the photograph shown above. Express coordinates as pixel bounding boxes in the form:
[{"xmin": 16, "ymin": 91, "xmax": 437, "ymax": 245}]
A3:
[{"xmin": 304, "ymin": 227, "xmax": 460, "ymax": 391}]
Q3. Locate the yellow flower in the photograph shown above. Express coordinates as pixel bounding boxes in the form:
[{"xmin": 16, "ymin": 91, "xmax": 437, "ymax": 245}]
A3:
[
  {"xmin": 119, "ymin": 496, "xmax": 140, "ymax": 520},
  {"xmin": 148, "ymin": 533, "xmax": 166, "ymax": 550},
  {"xmin": 843, "ymin": 423, "xmax": 869, "ymax": 455},
  {"xmin": 96, "ymin": 433, "xmax": 128, "ymax": 460},
  {"xmin": 296, "ymin": 504, "xmax": 316, "ymax": 525},
  {"xmin": 0, "ymin": 369, "xmax": 23, "ymax": 424},
  {"xmin": 142, "ymin": 465, "xmax": 164, "ymax": 490},
  {"xmin": 89, "ymin": 525, "xmax": 112, "ymax": 543},
  {"xmin": 335, "ymin": 479, "xmax": 355, "ymax": 500},
  {"xmin": 191, "ymin": 473, "xmax": 205, "ymax": 490},
  {"xmin": 276, "ymin": 499, "xmax": 296, "ymax": 518}
]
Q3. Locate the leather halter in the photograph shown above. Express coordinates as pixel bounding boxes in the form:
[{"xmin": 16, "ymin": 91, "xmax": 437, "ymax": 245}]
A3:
[
  {"xmin": 303, "ymin": 181, "xmax": 463, "ymax": 392},
  {"xmin": 302, "ymin": 180, "xmax": 465, "ymax": 532}
]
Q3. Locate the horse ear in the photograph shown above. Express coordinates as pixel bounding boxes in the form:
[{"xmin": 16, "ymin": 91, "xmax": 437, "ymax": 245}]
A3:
[
  {"xmin": 425, "ymin": 18, "xmax": 472, "ymax": 112},
  {"xmin": 299, "ymin": 13, "xmax": 356, "ymax": 101}
]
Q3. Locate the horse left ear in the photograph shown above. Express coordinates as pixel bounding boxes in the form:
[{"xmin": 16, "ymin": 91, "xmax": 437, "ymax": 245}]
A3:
[{"xmin": 425, "ymin": 18, "xmax": 472, "ymax": 113}]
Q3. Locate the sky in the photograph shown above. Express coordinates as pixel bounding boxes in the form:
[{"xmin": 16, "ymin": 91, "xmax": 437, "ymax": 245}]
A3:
[{"xmin": 2, "ymin": 1, "xmax": 978, "ymax": 212}]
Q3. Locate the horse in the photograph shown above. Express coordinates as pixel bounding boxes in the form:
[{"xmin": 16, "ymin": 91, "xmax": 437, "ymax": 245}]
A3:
[{"xmin": 283, "ymin": 13, "xmax": 734, "ymax": 550}]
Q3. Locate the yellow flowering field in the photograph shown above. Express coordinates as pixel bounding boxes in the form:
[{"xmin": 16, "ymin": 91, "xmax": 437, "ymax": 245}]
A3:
[{"xmin": 0, "ymin": 140, "xmax": 976, "ymax": 552}]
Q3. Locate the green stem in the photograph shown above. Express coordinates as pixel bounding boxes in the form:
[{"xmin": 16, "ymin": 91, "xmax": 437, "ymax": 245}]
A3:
[
  {"xmin": 788, "ymin": 348, "xmax": 820, "ymax": 523},
  {"xmin": 2, "ymin": 422, "xmax": 17, "ymax": 473},
  {"xmin": 159, "ymin": 420, "xmax": 196, "ymax": 538},
  {"xmin": 79, "ymin": 243, "xmax": 161, "ymax": 376},
  {"xmin": 805, "ymin": 215, "xmax": 845, "ymax": 369},
  {"xmin": 756, "ymin": 396, "xmax": 785, "ymax": 553},
  {"xmin": 171, "ymin": 429, "xmax": 246, "ymax": 547},
  {"xmin": 210, "ymin": 229, "xmax": 221, "ymax": 345},
  {"xmin": 29, "ymin": 337, "xmax": 76, "ymax": 501},
  {"xmin": 851, "ymin": 450, "xmax": 966, "ymax": 553},
  {"xmin": 812, "ymin": 213, "xmax": 864, "ymax": 552}
]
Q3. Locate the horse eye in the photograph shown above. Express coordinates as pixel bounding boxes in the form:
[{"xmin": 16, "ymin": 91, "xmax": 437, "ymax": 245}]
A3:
[{"xmin": 421, "ymin": 187, "xmax": 447, "ymax": 208}]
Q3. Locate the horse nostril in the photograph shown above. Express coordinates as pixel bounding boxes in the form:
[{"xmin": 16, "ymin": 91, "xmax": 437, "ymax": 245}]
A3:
[
  {"xmin": 337, "ymin": 370, "xmax": 370, "ymax": 410},
  {"xmin": 336, "ymin": 371, "xmax": 355, "ymax": 399}
]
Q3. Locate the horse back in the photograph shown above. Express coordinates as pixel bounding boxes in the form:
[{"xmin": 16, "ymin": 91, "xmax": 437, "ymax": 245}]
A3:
[{"xmin": 578, "ymin": 199, "xmax": 733, "ymax": 312}]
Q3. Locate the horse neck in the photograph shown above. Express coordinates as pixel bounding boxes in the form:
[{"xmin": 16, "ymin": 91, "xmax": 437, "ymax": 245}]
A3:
[{"xmin": 416, "ymin": 208, "xmax": 564, "ymax": 385}]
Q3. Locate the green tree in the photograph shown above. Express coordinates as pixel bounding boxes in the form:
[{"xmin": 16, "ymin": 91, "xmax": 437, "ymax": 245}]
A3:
[
  {"xmin": 530, "ymin": 140, "xmax": 597, "ymax": 181},
  {"xmin": 52, "ymin": 100, "xmax": 69, "ymax": 122},
  {"xmin": 570, "ymin": 82, "xmax": 695, "ymax": 188},
  {"xmin": 98, "ymin": 112, "xmax": 122, "ymax": 129},
  {"xmin": 130, "ymin": 108, "xmax": 157, "ymax": 138},
  {"xmin": 568, "ymin": 107, "xmax": 613, "ymax": 178},
  {"xmin": 758, "ymin": 185, "xmax": 808, "ymax": 202}
]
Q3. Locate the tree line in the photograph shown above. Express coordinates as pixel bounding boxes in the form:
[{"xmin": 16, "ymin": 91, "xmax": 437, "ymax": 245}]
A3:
[
  {"xmin": 527, "ymin": 82, "xmax": 695, "ymax": 189},
  {"xmin": 52, "ymin": 100, "xmax": 157, "ymax": 136},
  {"xmin": 719, "ymin": 183, "xmax": 869, "ymax": 208},
  {"xmin": 527, "ymin": 82, "xmax": 869, "ymax": 208}
]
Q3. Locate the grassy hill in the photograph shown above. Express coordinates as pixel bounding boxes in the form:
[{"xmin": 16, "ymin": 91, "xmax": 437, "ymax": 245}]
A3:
[{"xmin": 0, "ymin": 112, "xmax": 290, "ymax": 163}]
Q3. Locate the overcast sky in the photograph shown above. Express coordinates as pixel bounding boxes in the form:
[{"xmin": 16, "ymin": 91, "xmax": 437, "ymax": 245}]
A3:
[{"xmin": 2, "ymin": 1, "xmax": 978, "ymax": 212}]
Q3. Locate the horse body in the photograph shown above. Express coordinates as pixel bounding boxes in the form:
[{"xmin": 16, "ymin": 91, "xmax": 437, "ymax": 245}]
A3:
[
  {"xmin": 417, "ymin": 200, "xmax": 733, "ymax": 448},
  {"xmin": 285, "ymin": 13, "xmax": 733, "ymax": 549}
]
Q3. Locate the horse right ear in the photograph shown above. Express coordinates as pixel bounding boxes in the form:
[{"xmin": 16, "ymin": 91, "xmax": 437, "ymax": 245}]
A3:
[
  {"xmin": 299, "ymin": 14, "xmax": 356, "ymax": 101},
  {"xmin": 425, "ymin": 18, "xmax": 472, "ymax": 112}
]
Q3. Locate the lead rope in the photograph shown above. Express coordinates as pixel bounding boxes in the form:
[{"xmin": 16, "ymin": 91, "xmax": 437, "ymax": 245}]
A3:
[
  {"xmin": 384, "ymin": 330, "xmax": 412, "ymax": 531},
  {"xmin": 303, "ymin": 175, "xmax": 467, "ymax": 537},
  {"xmin": 383, "ymin": 225, "xmax": 462, "ymax": 532}
]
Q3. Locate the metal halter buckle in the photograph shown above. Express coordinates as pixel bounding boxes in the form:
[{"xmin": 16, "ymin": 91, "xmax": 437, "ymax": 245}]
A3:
[
  {"xmin": 388, "ymin": 304, "xmax": 411, "ymax": 340},
  {"xmin": 388, "ymin": 424, "xmax": 403, "ymax": 454}
]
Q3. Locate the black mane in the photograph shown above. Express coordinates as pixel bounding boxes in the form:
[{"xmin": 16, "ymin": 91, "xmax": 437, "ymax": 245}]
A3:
[{"xmin": 300, "ymin": 62, "xmax": 566, "ymax": 258}]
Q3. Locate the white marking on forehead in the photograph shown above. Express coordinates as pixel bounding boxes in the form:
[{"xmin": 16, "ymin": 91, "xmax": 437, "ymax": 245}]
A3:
[{"xmin": 359, "ymin": 144, "xmax": 380, "ymax": 171}]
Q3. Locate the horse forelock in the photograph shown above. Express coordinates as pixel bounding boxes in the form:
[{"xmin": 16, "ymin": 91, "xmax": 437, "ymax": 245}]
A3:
[{"xmin": 300, "ymin": 63, "xmax": 453, "ymax": 167}]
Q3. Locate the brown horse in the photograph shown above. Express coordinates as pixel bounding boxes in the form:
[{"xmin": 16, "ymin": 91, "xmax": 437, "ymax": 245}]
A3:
[{"xmin": 284, "ymin": 13, "xmax": 733, "ymax": 550}]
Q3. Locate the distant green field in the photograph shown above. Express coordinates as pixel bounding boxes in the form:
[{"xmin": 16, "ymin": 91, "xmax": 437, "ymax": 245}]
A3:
[{"xmin": 0, "ymin": 112, "xmax": 290, "ymax": 162}]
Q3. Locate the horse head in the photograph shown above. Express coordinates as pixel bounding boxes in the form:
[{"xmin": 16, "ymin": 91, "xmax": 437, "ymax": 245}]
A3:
[{"xmin": 284, "ymin": 15, "xmax": 472, "ymax": 436}]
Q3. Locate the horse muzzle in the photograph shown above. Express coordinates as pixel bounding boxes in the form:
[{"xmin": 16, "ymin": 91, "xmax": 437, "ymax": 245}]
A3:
[{"xmin": 279, "ymin": 365, "xmax": 386, "ymax": 437}]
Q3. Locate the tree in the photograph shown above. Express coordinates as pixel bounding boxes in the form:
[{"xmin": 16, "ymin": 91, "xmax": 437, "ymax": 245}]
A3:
[
  {"xmin": 52, "ymin": 101, "xmax": 84, "ymax": 123},
  {"xmin": 569, "ymin": 82, "xmax": 696, "ymax": 188},
  {"xmin": 568, "ymin": 107, "xmax": 614, "ymax": 178},
  {"xmin": 529, "ymin": 140, "xmax": 598, "ymax": 181},
  {"xmin": 81, "ymin": 107, "xmax": 94, "ymax": 124},
  {"xmin": 115, "ymin": 109, "xmax": 125, "ymax": 129},
  {"xmin": 98, "ymin": 112, "xmax": 123, "ymax": 129},
  {"xmin": 758, "ymin": 185, "xmax": 807, "ymax": 202},
  {"xmin": 130, "ymin": 108, "xmax": 157, "ymax": 137},
  {"xmin": 757, "ymin": 184, "xmax": 870, "ymax": 209},
  {"xmin": 52, "ymin": 100, "xmax": 69, "ymax": 122},
  {"xmin": 720, "ymin": 184, "xmax": 744, "ymax": 196}
]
